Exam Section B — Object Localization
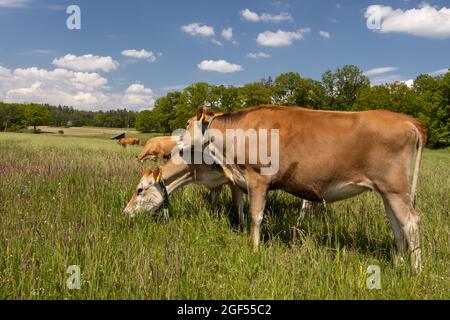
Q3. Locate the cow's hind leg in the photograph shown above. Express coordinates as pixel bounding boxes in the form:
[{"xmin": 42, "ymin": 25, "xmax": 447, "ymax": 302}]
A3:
[
  {"xmin": 247, "ymin": 174, "xmax": 269, "ymax": 250},
  {"xmin": 382, "ymin": 193, "xmax": 422, "ymax": 273},
  {"xmin": 381, "ymin": 196, "xmax": 407, "ymax": 257}
]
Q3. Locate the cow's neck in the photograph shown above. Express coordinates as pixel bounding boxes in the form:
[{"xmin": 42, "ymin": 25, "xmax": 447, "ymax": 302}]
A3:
[
  {"xmin": 161, "ymin": 161, "xmax": 193, "ymax": 194},
  {"xmin": 207, "ymin": 115, "xmax": 227, "ymax": 132}
]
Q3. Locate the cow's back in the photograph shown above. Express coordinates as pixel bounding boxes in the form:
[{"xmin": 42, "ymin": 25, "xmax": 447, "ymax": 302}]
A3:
[{"xmin": 213, "ymin": 106, "xmax": 422, "ymax": 201}]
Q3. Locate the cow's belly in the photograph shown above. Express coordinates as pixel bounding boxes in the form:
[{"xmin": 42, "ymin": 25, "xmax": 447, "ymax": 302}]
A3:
[
  {"xmin": 322, "ymin": 182, "xmax": 370, "ymax": 203},
  {"xmin": 221, "ymin": 165, "xmax": 248, "ymax": 190}
]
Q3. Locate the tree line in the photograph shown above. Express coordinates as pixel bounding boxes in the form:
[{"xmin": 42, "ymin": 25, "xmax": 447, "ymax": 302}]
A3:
[
  {"xmin": 1, "ymin": 65, "xmax": 448, "ymax": 148},
  {"xmin": 0, "ymin": 104, "xmax": 137, "ymax": 131},
  {"xmin": 136, "ymin": 65, "xmax": 449, "ymax": 148}
]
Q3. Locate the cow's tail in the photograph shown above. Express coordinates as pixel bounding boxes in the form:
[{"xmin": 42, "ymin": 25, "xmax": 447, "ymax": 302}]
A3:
[{"xmin": 410, "ymin": 119, "xmax": 428, "ymax": 209}]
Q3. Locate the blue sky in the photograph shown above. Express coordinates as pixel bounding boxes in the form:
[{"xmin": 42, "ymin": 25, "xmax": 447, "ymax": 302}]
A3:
[{"xmin": 0, "ymin": 0, "xmax": 449, "ymax": 110}]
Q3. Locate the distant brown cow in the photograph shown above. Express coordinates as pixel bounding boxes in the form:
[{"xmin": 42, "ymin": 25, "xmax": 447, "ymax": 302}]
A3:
[
  {"xmin": 117, "ymin": 138, "xmax": 140, "ymax": 148},
  {"xmin": 136, "ymin": 136, "xmax": 177, "ymax": 162}
]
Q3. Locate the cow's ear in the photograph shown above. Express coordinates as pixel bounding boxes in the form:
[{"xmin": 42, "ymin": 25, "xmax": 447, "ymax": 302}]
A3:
[
  {"xmin": 196, "ymin": 105, "xmax": 214, "ymax": 123},
  {"xmin": 196, "ymin": 106, "xmax": 205, "ymax": 121},
  {"xmin": 204, "ymin": 107, "xmax": 214, "ymax": 116},
  {"xmin": 153, "ymin": 167, "xmax": 162, "ymax": 182}
]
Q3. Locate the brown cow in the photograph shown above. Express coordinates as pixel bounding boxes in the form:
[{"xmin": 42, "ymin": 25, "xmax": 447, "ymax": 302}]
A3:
[
  {"xmin": 124, "ymin": 151, "xmax": 246, "ymax": 228},
  {"xmin": 181, "ymin": 105, "xmax": 427, "ymax": 272},
  {"xmin": 117, "ymin": 137, "xmax": 140, "ymax": 148},
  {"xmin": 136, "ymin": 136, "xmax": 177, "ymax": 162}
]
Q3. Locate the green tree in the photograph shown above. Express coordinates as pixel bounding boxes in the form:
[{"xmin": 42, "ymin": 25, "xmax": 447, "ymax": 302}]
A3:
[
  {"xmin": 322, "ymin": 65, "xmax": 370, "ymax": 110},
  {"xmin": 353, "ymin": 85, "xmax": 391, "ymax": 111},
  {"xmin": 210, "ymin": 85, "xmax": 241, "ymax": 112},
  {"xmin": 239, "ymin": 82, "xmax": 273, "ymax": 108},
  {"xmin": 184, "ymin": 82, "xmax": 211, "ymax": 109},
  {"xmin": 414, "ymin": 73, "xmax": 450, "ymax": 148},
  {"xmin": 152, "ymin": 91, "xmax": 188, "ymax": 133},
  {"xmin": 273, "ymin": 72, "xmax": 303, "ymax": 106},
  {"xmin": 24, "ymin": 105, "xmax": 52, "ymax": 130},
  {"xmin": 273, "ymin": 72, "xmax": 326, "ymax": 108},
  {"xmin": 135, "ymin": 110, "xmax": 160, "ymax": 133},
  {"xmin": 0, "ymin": 104, "xmax": 25, "ymax": 131}
]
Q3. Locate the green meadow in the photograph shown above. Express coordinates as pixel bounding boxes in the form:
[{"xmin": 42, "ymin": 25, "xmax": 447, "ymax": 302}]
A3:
[{"xmin": 0, "ymin": 132, "xmax": 449, "ymax": 299}]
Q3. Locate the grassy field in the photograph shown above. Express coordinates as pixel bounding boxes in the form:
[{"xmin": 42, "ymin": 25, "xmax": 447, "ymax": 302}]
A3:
[{"xmin": 0, "ymin": 131, "xmax": 449, "ymax": 300}]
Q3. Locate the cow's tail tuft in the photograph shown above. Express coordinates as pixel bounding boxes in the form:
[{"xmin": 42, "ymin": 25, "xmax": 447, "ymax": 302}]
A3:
[{"xmin": 410, "ymin": 119, "xmax": 428, "ymax": 209}]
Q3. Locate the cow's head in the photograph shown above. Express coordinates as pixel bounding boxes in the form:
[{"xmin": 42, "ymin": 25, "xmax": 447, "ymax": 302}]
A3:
[
  {"xmin": 123, "ymin": 167, "xmax": 165, "ymax": 218},
  {"xmin": 182, "ymin": 106, "xmax": 216, "ymax": 149},
  {"xmin": 185, "ymin": 106, "xmax": 214, "ymax": 131}
]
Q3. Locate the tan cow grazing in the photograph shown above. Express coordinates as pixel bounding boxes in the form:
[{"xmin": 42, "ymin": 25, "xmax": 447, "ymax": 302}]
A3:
[
  {"xmin": 117, "ymin": 137, "xmax": 140, "ymax": 148},
  {"xmin": 183, "ymin": 105, "xmax": 427, "ymax": 272},
  {"xmin": 123, "ymin": 152, "xmax": 246, "ymax": 229},
  {"xmin": 136, "ymin": 136, "xmax": 177, "ymax": 162}
]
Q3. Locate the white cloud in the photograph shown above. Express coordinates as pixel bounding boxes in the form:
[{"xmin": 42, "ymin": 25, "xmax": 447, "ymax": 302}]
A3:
[
  {"xmin": 240, "ymin": 8, "xmax": 293, "ymax": 22},
  {"xmin": 0, "ymin": 66, "xmax": 110, "ymax": 108},
  {"xmin": 365, "ymin": 3, "xmax": 450, "ymax": 39},
  {"xmin": 18, "ymin": 49, "xmax": 54, "ymax": 56},
  {"xmin": 122, "ymin": 83, "xmax": 155, "ymax": 109},
  {"xmin": 12, "ymin": 67, "xmax": 108, "ymax": 89},
  {"xmin": 401, "ymin": 79, "xmax": 414, "ymax": 87},
  {"xmin": 0, "ymin": 0, "xmax": 29, "ymax": 8},
  {"xmin": 211, "ymin": 39, "xmax": 224, "ymax": 46},
  {"xmin": 198, "ymin": 60, "xmax": 243, "ymax": 73},
  {"xmin": 46, "ymin": 4, "xmax": 66, "ymax": 11},
  {"xmin": 0, "ymin": 66, "xmax": 12, "ymax": 77},
  {"xmin": 319, "ymin": 30, "xmax": 331, "ymax": 39},
  {"xmin": 256, "ymin": 28, "xmax": 310, "ymax": 47},
  {"xmin": 157, "ymin": 84, "xmax": 188, "ymax": 94},
  {"xmin": 429, "ymin": 68, "xmax": 449, "ymax": 76},
  {"xmin": 221, "ymin": 27, "xmax": 234, "ymax": 41},
  {"xmin": 363, "ymin": 67, "xmax": 404, "ymax": 85},
  {"xmin": 363, "ymin": 67, "xmax": 398, "ymax": 77},
  {"xmin": 52, "ymin": 54, "xmax": 119, "ymax": 72},
  {"xmin": 181, "ymin": 22, "xmax": 215, "ymax": 37},
  {"xmin": 370, "ymin": 74, "xmax": 404, "ymax": 86},
  {"xmin": 0, "ymin": 65, "xmax": 155, "ymax": 110},
  {"xmin": 121, "ymin": 49, "xmax": 157, "ymax": 62},
  {"xmin": 247, "ymin": 52, "xmax": 271, "ymax": 59}
]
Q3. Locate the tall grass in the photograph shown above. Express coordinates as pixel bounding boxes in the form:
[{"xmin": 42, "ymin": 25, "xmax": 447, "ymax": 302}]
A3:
[{"xmin": 0, "ymin": 133, "xmax": 449, "ymax": 299}]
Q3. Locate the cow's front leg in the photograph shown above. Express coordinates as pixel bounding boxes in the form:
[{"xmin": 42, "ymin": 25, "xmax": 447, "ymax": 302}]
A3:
[
  {"xmin": 210, "ymin": 186, "xmax": 222, "ymax": 204},
  {"xmin": 247, "ymin": 173, "xmax": 269, "ymax": 250},
  {"xmin": 230, "ymin": 183, "xmax": 246, "ymax": 231}
]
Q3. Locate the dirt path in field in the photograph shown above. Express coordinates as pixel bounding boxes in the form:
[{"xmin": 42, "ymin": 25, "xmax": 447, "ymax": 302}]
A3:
[{"xmin": 36, "ymin": 126, "xmax": 139, "ymax": 136}]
